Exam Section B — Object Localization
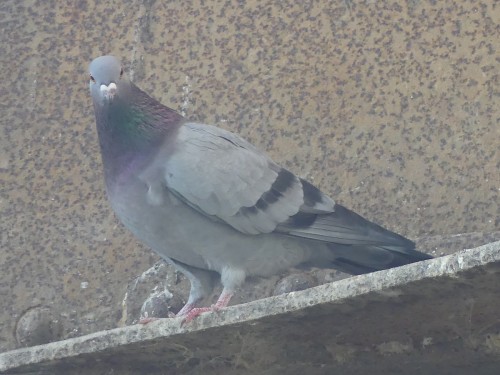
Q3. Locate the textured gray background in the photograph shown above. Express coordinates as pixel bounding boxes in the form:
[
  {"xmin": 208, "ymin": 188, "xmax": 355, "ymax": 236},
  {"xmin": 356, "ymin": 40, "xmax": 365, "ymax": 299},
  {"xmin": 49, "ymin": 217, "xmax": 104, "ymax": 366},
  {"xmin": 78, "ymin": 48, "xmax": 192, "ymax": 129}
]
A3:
[{"xmin": 1, "ymin": 0, "xmax": 498, "ymax": 352}]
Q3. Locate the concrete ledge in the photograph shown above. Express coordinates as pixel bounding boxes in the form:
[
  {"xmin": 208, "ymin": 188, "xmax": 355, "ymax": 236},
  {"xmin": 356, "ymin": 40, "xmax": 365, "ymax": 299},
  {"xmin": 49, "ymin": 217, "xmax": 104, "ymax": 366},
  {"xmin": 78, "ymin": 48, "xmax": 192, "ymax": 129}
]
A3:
[{"xmin": 1, "ymin": 241, "xmax": 499, "ymax": 375}]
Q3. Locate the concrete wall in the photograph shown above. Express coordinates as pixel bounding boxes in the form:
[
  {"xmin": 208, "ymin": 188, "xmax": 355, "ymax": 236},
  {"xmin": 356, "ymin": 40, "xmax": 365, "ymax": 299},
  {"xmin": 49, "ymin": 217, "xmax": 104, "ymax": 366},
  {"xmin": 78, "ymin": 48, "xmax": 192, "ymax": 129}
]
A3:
[{"xmin": 1, "ymin": 0, "xmax": 498, "ymax": 353}]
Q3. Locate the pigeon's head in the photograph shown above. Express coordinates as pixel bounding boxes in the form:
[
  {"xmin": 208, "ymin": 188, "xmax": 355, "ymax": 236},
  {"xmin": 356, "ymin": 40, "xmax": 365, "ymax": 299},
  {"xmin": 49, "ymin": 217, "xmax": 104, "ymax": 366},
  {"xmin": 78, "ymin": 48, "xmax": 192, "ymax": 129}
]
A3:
[{"xmin": 89, "ymin": 56, "xmax": 130, "ymax": 106}]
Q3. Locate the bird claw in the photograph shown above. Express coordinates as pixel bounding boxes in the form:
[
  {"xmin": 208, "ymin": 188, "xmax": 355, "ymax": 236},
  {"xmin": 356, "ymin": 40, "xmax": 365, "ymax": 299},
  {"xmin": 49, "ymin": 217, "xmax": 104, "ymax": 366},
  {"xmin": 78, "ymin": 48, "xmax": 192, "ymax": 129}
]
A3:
[
  {"xmin": 178, "ymin": 290, "xmax": 234, "ymax": 325},
  {"xmin": 180, "ymin": 306, "xmax": 214, "ymax": 325},
  {"xmin": 138, "ymin": 317, "xmax": 160, "ymax": 325},
  {"xmin": 138, "ymin": 311, "xmax": 176, "ymax": 325},
  {"xmin": 181, "ymin": 299, "xmax": 230, "ymax": 325}
]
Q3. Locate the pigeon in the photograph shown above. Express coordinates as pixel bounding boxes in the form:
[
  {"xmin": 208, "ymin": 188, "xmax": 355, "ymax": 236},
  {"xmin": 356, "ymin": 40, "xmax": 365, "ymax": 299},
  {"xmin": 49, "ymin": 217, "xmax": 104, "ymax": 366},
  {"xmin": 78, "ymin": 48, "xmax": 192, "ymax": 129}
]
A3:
[{"xmin": 88, "ymin": 55, "xmax": 432, "ymax": 322}]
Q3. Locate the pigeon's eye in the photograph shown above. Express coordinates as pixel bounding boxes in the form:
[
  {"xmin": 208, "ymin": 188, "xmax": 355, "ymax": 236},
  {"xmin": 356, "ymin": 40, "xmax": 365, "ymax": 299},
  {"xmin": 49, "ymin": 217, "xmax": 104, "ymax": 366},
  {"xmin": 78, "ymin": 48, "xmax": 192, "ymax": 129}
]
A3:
[
  {"xmin": 119, "ymin": 67, "xmax": 124, "ymax": 78},
  {"xmin": 89, "ymin": 74, "xmax": 96, "ymax": 83}
]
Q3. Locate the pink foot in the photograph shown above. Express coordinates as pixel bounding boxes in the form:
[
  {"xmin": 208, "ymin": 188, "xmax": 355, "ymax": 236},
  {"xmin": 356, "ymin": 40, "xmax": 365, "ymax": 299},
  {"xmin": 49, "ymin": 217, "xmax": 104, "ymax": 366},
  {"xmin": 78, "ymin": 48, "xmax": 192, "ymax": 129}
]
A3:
[
  {"xmin": 180, "ymin": 290, "xmax": 233, "ymax": 325},
  {"xmin": 138, "ymin": 317, "xmax": 160, "ymax": 325},
  {"xmin": 183, "ymin": 306, "xmax": 215, "ymax": 324},
  {"xmin": 176, "ymin": 302, "xmax": 196, "ymax": 317},
  {"xmin": 138, "ymin": 311, "xmax": 176, "ymax": 325}
]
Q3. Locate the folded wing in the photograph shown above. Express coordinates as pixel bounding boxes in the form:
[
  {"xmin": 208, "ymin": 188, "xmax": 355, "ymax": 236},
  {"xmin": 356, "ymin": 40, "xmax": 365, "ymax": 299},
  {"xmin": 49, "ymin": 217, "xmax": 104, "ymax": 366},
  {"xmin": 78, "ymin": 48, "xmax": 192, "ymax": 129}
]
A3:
[{"xmin": 164, "ymin": 123, "xmax": 335, "ymax": 235}]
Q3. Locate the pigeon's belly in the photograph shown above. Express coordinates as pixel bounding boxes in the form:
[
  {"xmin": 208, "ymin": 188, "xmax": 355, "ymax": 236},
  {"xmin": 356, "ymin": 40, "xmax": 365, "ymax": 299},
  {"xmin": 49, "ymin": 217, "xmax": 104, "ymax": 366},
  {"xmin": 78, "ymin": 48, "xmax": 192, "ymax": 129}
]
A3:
[{"xmin": 107, "ymin": 178, "xmax": 320, "ymax": 278}]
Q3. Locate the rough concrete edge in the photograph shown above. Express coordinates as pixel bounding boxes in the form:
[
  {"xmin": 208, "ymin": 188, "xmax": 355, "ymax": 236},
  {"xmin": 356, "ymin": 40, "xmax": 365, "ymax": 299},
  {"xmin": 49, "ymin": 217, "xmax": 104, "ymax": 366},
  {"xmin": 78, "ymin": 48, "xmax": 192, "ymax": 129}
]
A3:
[{"xmin": 1, "ymin": 241, "xmax": 499, "ymax": 372}]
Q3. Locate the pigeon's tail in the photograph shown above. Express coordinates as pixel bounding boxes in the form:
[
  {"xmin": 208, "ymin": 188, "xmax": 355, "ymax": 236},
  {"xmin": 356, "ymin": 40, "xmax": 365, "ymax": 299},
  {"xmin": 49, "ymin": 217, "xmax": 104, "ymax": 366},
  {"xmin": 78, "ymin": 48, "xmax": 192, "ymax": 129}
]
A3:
[
  {"xmin": 328, "ymin": 243, "xmax": 432, "ymax": 275},
  {"xmin": 322, "ymin": 205, "xmax": 432, "ymax": 275},
  {"xmin": 284, "ymin": 204, "xmax": 432, "ymax": 275}
]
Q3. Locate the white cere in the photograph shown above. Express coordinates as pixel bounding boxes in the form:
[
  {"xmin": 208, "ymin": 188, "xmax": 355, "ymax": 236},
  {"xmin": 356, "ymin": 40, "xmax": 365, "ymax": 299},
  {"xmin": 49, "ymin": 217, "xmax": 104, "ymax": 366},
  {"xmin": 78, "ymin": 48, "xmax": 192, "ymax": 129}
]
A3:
[{"xmin": 100, "ymin": 82, "xmax": 117, "ymax": 99}]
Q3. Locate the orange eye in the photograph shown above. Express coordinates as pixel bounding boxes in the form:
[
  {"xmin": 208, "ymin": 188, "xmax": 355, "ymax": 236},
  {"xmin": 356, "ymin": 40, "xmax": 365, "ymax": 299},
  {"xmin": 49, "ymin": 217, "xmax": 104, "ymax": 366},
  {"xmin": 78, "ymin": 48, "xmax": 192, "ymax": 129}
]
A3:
[{"xmin": 90, "ymin": 74, "xmax": 96, "ymax": 83}]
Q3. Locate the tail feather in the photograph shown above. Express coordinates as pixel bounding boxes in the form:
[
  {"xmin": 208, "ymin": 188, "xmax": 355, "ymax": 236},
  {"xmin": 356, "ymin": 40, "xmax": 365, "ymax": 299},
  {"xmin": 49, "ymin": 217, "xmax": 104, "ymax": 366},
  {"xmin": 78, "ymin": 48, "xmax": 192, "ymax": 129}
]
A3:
[
  {"xmin": 329, "ymin": 244, "xmax": 432, "ymax": 275},
  {"xmin": 280, "ymin": 203, "xmax": 432, "ymax": 275}
]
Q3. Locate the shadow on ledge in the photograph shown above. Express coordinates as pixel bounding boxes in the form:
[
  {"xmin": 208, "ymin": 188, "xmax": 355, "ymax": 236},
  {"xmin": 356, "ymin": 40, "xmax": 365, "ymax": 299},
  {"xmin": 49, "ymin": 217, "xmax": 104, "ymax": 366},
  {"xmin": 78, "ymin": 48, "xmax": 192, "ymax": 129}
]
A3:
[{"xmin": 1, "ymin": 241, "xmax": 499, "ymax": 375}]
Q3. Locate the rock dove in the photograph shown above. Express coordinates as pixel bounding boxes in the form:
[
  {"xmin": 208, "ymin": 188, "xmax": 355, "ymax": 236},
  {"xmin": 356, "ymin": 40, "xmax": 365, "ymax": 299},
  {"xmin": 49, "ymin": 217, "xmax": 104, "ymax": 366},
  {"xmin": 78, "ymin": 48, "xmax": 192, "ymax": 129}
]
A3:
[{"xmin": 88, "ymin": 55, "xmax": 432, "ymax": 322}]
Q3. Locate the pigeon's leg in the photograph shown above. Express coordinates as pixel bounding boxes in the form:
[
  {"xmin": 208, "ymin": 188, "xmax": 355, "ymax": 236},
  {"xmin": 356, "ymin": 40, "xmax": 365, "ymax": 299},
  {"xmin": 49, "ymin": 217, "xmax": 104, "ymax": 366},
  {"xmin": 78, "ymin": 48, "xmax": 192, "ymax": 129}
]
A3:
[
  {"xmin": 181, "ymin": 288, "xmax": 234, "ymax": 323},
  {"xmin": 174, "ymin": 261, "xmax": 217, "ymax": 315},
  {"xmin": 181, "ymin": 267, "xmax": 245, "ymax": 323},
  {"xmin": 174, "ymin": 277, "xmax": 210, "ymax": 317},
  {"xmin": 176, "ymin": 301, "xmax": 196, "ymax": 317}
]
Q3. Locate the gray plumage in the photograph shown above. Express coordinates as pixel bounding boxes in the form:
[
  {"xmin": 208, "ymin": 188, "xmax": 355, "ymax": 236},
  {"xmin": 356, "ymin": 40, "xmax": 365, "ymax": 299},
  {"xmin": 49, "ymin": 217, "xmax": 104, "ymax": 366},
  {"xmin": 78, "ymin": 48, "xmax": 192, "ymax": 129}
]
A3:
[{"xmin": 88, "ymin": 55, "xmax": 432, "ymax": 320}]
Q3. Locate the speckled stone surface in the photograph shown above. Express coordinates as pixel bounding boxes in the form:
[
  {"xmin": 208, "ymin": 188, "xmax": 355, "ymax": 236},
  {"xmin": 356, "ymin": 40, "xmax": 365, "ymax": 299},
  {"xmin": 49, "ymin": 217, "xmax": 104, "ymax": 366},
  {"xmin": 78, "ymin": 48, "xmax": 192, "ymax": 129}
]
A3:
[{"xmin": 0, "ymin": 0, "xmax": 498, "ymax": 352}]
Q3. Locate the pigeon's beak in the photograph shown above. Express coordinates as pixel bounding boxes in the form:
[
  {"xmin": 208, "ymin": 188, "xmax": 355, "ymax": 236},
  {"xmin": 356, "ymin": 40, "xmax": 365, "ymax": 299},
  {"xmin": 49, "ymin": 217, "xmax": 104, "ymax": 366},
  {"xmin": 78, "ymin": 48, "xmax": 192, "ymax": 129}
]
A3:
[{"xmin": 100, "ymin": 82, "xmax": 117, "ymax": 101}]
